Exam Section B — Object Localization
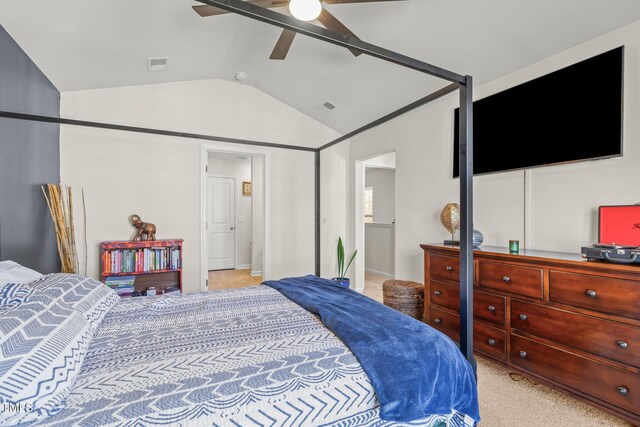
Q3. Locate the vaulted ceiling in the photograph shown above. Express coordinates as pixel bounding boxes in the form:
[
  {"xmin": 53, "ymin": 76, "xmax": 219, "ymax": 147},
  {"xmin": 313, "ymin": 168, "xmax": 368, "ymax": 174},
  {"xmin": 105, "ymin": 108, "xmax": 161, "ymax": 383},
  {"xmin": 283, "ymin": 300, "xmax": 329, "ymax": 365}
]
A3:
[{"xmin": 2, "ymin": 0, "xmax": 640, "ymax": 134}]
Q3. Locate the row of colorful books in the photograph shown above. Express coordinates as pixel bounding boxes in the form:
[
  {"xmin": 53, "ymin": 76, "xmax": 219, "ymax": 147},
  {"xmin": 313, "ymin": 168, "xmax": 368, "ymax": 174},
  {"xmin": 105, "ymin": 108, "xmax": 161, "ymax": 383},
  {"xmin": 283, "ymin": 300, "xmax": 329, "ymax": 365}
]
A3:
[
  {"xmin": 102, "ymin": 247, "xmax": 181, "ymax": 274},
  {"xmin": 104, "ymin": 275, "xmax": 136, "ymax": 296}
]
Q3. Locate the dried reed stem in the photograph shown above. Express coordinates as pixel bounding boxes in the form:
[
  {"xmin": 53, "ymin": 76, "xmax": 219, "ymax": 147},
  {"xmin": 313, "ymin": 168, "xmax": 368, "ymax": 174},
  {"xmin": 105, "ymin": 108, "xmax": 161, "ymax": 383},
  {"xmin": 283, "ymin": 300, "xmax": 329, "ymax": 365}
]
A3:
[
  {"xmin": 42, "ymin": 184, "xmax": 79, "ymax": 273},
  {"xmin": 82, "ymin": 188, "xmax": 88, "ymax": 276}
]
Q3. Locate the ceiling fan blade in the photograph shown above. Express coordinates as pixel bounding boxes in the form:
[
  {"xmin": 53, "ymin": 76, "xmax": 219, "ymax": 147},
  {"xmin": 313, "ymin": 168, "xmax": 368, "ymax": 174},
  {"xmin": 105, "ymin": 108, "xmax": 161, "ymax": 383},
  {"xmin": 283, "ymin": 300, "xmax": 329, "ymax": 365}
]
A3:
[
  {"xmin": 323, "ymin": 0, "xmax": 407, "ymax": 3},
  {"xmin": 270, "ymin": 29, "xmax": 297, "ymax": 60},
  {"xmin": 193, "ymin": 0, "xmax": 289, "ymax": 17},
  {"xmin": 316, "ymin": 9, "xmax": 362, "ymax": 57},
  {"xmin": 192, "ymin": 5, "xmax": 229, "ymax": 17}
]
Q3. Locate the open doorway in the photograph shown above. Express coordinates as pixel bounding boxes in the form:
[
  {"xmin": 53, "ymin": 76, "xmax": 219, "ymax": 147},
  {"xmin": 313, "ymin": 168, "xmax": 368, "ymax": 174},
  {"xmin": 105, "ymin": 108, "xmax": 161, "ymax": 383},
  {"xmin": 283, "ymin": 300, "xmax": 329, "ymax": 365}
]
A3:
[
  {"xmin": 355, "ymin": 152, "xmax": 396, "ymax": 302},
  {"xmin": 204, "ymin": 150, "xmax": 265, "ymax": 290}
]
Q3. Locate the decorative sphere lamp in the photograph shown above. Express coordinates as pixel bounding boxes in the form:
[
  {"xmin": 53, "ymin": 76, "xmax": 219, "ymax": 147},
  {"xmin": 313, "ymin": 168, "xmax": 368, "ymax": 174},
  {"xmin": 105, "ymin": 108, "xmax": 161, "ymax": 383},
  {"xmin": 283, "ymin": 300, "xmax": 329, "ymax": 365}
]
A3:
[
  {"xmin": 440, "ymin": 203, "xmax": 460, "ymax": 245},
  {"xmin": 289, "ymin": 0, "xmax": 322, "ymax": 21}
]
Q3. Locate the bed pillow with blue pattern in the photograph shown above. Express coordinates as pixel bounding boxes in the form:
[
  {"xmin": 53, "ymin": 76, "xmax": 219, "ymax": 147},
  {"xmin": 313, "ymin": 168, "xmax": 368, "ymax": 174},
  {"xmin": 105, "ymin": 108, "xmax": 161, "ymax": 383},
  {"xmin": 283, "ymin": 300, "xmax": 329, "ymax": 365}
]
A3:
[
  {"xmin": 24, "ymin": 274, "xmax": 119, "ymax": 331},
  {"xmin": 0, "ymin": 275, "xmax": 119, "ymax": 425},
  {"xmin": 0, "ymin": 288, "xmax": 95, "ymax": 425}
]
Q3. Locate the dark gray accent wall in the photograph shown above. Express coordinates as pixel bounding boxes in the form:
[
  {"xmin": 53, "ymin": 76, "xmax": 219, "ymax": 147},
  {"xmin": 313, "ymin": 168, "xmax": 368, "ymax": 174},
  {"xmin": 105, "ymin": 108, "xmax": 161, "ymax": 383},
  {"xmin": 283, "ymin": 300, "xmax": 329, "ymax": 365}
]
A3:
[{"xmin": 0, "ymin": 25, "xmax": 60, "ymax": 273}]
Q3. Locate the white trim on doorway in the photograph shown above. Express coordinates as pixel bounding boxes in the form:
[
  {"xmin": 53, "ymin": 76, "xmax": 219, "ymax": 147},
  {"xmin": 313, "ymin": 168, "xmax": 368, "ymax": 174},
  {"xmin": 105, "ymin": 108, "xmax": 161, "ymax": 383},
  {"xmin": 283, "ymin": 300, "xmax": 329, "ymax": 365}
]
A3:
[
  {"xmin": 200, "ymin": 143, "xmax": 270, "ymax": 292},
  {"xmin": 352, "ymin": 151, "xmax": 396, "ymax": 293}
]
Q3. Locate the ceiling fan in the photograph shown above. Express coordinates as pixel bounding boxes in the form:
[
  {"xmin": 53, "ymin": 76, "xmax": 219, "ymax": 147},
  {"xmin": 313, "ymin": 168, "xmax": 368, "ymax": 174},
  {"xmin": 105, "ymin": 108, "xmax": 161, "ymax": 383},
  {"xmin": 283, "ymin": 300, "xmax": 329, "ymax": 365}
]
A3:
[{"xmin": 193, "ymin": 0, "xmax": 406, "ymax": 60}]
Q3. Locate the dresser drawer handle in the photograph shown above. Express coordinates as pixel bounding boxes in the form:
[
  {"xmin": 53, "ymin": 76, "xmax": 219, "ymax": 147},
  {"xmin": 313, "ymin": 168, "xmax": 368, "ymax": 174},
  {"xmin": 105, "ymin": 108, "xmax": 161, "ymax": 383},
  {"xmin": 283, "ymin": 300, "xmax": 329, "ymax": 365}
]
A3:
[
  {"xmin": 487, "ymin": 338, "xmax": 496, "ymax": 346},
  {"xmin": 518, "ymin": 351, "xmax": 528, "ymax": 358},
  {"xmin": 518, "ymin": 313, "xmax": 528, "ymax": 321},
  {"xmin": 586, "ymin": 289, "xmax": 597, "ymax": 298},
  {"xmin": 487, "ymin": 305, "xmax": 496, "ymax": 313},
  {"xmin": 434, "ymin": 318, "xmax": 442, "ymax": 324},
  {"xmin": 445, "ymin": 266, "xmax": 453, "ymax": 271},
  {"xmin": 617, "ymin": 340, "xmax": 629, "ymax": 349},
  {"xmin": 502, "ymin": 275, "xmax": 511, "ymax": 283},
  {"xmin": 617, "ymin": 386, "xmax": 629, "ymax": 396},
  {"xmin": 434, "ymin": 290, "xmax": 442, "ymax": 296}
]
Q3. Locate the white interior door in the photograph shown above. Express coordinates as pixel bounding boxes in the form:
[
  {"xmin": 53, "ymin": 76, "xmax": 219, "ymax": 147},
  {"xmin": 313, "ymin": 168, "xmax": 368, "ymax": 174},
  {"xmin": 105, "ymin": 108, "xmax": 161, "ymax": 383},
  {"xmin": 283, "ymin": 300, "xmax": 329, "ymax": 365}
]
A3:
[{"xmin": 207, "ymin": 177, "xmax": 235, "ymax": 270}]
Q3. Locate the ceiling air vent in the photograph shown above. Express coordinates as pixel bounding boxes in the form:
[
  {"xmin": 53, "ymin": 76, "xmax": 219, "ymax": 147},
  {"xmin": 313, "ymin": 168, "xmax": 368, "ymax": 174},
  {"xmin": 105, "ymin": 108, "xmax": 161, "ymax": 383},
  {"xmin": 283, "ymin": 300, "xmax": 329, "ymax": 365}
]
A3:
[
  {"xmin": 147, "ymin": 57, "xmax": 168, "ymax": 72},
  {"xmin": 323, "ymin": 101, "xmax": 336, "ymax": 111}
]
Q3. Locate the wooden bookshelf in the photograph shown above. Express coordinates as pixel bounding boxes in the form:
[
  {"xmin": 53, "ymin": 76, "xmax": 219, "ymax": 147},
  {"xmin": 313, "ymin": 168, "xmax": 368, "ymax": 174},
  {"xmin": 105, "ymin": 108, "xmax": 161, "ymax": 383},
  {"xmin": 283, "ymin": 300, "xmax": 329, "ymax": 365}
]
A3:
[{"xmin": 99, "ymin": 239, "xmax": 183, "ymax": 297}]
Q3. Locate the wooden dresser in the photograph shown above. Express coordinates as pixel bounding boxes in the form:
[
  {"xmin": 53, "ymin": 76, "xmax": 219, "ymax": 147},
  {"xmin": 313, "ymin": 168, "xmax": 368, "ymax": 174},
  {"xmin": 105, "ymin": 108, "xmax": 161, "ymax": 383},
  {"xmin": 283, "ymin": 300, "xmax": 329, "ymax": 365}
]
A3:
[{"xmin": 421, "ymin": 244, "xmax": 640, "ymax": 425}]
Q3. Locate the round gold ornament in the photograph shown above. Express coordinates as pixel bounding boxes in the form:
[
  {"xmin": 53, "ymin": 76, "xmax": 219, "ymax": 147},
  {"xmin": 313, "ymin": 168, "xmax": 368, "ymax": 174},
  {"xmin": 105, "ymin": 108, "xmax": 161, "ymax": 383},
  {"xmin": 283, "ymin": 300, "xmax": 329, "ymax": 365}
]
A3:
[{"xmin": 440, "ymin": 203, "xmax": 460, "ymax": 241}]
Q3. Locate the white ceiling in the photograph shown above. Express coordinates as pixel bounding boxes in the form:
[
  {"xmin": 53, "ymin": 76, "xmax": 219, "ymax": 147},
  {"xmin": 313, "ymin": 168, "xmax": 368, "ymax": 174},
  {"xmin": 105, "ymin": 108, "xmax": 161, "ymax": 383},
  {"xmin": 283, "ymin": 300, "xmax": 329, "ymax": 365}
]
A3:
[{"xmin": 2, "ymin": 0, "xmax": 640, "ymax": 134}]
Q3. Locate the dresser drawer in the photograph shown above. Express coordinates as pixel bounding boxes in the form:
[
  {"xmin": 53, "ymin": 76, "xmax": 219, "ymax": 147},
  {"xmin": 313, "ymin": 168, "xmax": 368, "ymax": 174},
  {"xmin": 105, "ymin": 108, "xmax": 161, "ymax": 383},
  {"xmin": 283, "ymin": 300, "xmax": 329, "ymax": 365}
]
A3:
[
  {"xmin": 511, "ymin": 300, "xmax": 640, "ymax": 368},
  {"xmin": 430, "ymin": 306, "xmax": 460, "ymax": 340},
  {"xmin": 474, "ymin": 322, "xmax": 506, "ymax": 361},
  {"xmin": 430, "ymin": 307, "xmax": 506, "ymax": 361},
  {"xmin": 549, "ymin": 270, "xmax": 640, "ymax": 320},
  {"xmin": 479, "ymin": 261, "xmax": 543, "ymax": 299},
  {"xmin": 475, "ymin": 290, "xmax": 507, "ymax": 326},
  {"xmin": 430, "ymin": 281, "xmax": 460, "ymax": 311},
  {"xmin": 511, "ymin": 335, "xmax": 640, "ymax": 415},
  {"xmin": 429, "ymin": 254, "xmax": 460, "ymax": 283},
  {"xmin": 430, "ymin": 282, "xmax": 506, "ymax": 326}
]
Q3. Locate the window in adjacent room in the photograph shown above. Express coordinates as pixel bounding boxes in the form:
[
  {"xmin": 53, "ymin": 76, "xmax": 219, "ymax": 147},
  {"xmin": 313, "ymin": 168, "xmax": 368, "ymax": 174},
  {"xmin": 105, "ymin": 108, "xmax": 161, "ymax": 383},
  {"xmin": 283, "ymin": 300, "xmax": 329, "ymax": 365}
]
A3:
[{"xmin": 364, "ymin": 187, "xmax": 373, "ymax": 223}]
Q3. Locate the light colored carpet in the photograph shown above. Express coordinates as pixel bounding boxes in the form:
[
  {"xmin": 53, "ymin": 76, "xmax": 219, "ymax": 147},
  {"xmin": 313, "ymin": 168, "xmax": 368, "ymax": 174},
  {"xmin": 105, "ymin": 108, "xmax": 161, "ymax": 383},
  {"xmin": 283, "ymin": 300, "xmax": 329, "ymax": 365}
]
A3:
[
  {"xmin": 476, "ymin": 356, "xmax": 631, "ymax": 426},
  {"xmin": 362, "ymin": 273, "xmax": 631, "ymax": 426}
]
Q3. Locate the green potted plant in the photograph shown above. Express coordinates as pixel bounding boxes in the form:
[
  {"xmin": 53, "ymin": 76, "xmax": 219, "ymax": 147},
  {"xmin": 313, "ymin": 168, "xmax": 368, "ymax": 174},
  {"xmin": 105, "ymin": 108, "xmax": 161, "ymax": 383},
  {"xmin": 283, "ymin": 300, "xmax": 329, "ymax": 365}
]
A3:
[{"xmin": 332, "ymin": 237, "xmax": 357, "ymax": 287}]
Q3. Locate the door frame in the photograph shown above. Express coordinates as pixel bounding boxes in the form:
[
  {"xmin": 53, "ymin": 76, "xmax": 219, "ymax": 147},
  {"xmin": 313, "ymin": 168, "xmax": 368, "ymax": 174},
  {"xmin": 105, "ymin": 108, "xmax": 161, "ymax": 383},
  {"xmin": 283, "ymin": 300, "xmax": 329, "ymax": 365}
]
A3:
[
  {"xmin": 352, "ymin": 151, "xmax": 396, "ymax": 293},
  {"xmin": 206, "ymin": 175, "xmax": 237, "ymax": 271},
  {"xmin": 200, "ymin": 143, "xmax": 270, "ymax": 292}
]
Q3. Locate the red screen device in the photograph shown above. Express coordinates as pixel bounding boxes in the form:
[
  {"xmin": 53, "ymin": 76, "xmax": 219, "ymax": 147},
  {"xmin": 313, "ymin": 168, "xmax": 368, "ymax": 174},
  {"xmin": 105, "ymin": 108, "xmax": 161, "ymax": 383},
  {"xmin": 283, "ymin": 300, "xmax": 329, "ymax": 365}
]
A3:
[{"xmin": 599, "ymin": 205, "xmax": 640, "ymax": 246}]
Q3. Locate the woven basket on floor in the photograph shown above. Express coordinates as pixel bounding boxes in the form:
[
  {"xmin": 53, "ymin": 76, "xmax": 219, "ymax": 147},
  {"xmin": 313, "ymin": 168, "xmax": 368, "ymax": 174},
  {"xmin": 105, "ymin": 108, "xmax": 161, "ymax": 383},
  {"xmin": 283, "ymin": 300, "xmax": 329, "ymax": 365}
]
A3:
[{"xmin": 382, "ymin": 280, "xmax": 424, "ymax": 321}]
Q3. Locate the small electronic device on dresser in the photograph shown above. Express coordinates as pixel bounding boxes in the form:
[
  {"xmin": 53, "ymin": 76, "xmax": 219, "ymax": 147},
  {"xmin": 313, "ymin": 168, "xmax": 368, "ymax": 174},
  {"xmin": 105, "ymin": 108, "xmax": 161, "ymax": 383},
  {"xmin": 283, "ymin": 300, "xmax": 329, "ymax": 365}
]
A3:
[{"xmin": 582, "ymin": 204, "xmax": 640, "ymax": 265}]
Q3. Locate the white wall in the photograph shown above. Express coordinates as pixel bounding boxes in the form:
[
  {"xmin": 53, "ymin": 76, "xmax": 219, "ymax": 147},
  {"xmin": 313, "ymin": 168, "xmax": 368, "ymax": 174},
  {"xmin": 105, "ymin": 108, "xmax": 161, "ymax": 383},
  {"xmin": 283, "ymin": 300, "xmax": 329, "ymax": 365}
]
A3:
[
  {"xmin": 251, "ymin": 155, "xmax": 264, "ymax": 276},
  {"xmin": 60, "ymin": 79, "xmax": 340, "ymax": 292},
  {"xmin": 365, "ymin": 167, "xmax": 396, "ymax": 223},
  {"xmin": 320, "ymin": 142, "xmax": 350, "ymax": 279},
  {"xmin": 207, "ymin": 155, "xmax": 252, "ymax": 268},
  {"xmin": 363, "ymin": 152, "xmax": 396, "ymax": 169},
  {"xmin": 365, "ymin": 224, "xmax": 395, "ymax": 277},
  {"xmin": 341, "ymin": 19, "xmax": 640, "ymax": 285},
  {"xmin": 364, "ymin": 167, "xmax": 396, "ymax": 276}
]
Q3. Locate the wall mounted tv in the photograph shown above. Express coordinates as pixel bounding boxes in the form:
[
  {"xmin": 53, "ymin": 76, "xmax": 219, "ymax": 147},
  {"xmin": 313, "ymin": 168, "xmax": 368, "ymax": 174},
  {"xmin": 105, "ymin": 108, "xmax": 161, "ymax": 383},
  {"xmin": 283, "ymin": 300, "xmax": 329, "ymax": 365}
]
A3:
[{"xmin": 453, "ymin": 46, "xmax": 624, "ymax": 177}]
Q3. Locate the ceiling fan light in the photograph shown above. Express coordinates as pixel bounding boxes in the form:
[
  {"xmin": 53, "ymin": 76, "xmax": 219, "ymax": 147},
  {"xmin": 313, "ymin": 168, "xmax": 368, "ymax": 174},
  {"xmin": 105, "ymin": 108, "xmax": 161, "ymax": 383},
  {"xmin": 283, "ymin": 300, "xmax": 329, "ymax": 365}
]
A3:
[{"xmin": 289, "ymin": 0, "xmax": 322, "ymax": 21}]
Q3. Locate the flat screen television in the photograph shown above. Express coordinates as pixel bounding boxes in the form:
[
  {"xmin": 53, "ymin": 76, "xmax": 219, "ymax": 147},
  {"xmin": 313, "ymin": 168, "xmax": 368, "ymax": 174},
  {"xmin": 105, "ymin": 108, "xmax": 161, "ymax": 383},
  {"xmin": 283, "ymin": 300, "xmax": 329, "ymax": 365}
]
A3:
[{"xmin": 453, "ymin": 46, "xmax": 624, "ymax": 177}]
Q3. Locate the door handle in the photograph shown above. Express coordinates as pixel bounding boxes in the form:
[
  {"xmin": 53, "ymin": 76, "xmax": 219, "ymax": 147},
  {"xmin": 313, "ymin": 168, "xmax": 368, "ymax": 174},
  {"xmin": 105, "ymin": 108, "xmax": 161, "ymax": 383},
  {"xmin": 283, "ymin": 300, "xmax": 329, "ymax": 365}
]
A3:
[{"xmin": 230, "ymin": 227, "xmax": 235, "ymax": 230}]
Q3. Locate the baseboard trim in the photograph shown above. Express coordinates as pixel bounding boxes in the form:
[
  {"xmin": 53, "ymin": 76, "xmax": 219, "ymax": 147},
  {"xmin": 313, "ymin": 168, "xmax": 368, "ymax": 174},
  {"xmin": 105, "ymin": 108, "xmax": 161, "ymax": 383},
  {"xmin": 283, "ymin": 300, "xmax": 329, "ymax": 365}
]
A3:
[
  {"xmin": 365, "ymin": 268, "xmax": 394, "ymax": 278},
  {"xmin": 250, "ymin": 270, "xmax": 263, "ymax": 277},
  {"xmin": 236, "ymin": 264, "xmax": 251, "ymax": 270}
]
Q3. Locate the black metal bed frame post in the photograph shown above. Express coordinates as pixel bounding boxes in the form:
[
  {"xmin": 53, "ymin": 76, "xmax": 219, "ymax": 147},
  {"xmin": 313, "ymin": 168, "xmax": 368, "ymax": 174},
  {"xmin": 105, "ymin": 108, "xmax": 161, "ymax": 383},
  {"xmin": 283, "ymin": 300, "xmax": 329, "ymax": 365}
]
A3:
[
  {"xmin": 315, "ymin": 150, "xmax": 321, "ymax": 276},
  {"xmin": 458, "ymin": 76, "xmax": 475, "ymax": 365}
]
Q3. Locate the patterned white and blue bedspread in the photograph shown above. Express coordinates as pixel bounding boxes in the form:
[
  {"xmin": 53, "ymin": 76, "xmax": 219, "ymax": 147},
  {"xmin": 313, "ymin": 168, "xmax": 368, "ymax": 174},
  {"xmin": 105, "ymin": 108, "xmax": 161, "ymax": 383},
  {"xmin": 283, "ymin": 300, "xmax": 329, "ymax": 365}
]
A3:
[{"xmin": 34, "ymin": 286, "xmax": 461, "ymax": 427}]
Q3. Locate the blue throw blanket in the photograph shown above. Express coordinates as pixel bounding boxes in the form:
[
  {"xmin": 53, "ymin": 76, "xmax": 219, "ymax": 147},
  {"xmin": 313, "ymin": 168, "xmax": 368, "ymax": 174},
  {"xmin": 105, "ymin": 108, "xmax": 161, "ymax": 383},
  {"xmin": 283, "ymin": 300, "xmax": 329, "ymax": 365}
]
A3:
[{"xmin": 263, "ymin": 275, "xmax": 480, "ymax": 424}]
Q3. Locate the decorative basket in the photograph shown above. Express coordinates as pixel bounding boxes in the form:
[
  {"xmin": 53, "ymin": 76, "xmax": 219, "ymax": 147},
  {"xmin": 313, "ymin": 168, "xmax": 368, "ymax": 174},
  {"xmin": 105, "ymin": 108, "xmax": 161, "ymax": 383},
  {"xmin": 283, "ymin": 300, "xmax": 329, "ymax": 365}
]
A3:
[{"xmin": 382, "ymin": 280, "xmax": 424, "ymax": 321}]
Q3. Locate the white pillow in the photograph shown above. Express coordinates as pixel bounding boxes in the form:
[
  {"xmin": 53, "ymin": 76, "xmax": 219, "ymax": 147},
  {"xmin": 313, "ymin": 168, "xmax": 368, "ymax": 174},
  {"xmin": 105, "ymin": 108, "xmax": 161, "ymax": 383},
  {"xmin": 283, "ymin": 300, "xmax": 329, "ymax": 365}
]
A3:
[
  {"xmin": 29, "ymin": 274, "xmax": 120, "ymax": 331},
  {"xmin": 0, "ymin": 292, "xmax": 94, "ymax": 425},
  {"xmin": 0, "ymin": 261, "xmax": 43, "ymax": 285}
]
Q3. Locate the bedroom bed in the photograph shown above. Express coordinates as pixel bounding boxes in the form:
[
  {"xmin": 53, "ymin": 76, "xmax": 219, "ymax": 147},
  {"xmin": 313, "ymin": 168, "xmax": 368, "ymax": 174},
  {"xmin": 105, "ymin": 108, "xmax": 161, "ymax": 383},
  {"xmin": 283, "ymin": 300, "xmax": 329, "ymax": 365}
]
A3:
[
  {"xmin": 1, "ymin": 273, "xmax": 479, "ymax": 426},
  {"xmin": 0, "ymin": 0, "xmax": 476, "ymax": 377}
]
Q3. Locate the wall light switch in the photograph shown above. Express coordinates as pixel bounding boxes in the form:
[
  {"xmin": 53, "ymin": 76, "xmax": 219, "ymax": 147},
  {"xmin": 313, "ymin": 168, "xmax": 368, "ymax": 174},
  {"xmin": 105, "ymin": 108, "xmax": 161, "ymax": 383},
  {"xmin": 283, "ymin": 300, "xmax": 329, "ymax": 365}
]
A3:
[{"xmin": 238, "ymin": 215, "xmax": 246, "ymax": 223}]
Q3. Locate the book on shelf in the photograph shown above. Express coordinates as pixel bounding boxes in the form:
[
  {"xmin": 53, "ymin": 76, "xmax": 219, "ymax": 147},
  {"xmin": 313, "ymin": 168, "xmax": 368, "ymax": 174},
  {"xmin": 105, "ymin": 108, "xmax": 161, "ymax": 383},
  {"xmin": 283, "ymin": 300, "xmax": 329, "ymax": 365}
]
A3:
[
  {"xmin": 102, "ymin": 246, "xmax": 181, "ymax": 275},
  {"xmin": 104, "ymin": 275, "xmax": 135, "ymax": 287}
]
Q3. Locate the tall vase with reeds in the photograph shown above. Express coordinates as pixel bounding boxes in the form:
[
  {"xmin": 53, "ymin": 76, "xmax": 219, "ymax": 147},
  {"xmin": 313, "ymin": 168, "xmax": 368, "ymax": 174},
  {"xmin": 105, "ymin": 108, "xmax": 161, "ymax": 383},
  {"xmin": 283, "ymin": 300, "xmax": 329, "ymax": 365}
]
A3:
[{"xmin": 41, "ymin": 184, "xmax": 80, "ymax": 274}]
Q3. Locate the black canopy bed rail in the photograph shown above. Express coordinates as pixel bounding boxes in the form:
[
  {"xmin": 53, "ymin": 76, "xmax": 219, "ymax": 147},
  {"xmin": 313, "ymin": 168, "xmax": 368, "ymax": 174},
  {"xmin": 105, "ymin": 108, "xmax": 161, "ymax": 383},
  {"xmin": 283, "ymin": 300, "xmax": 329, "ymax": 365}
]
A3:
[{"xmin": 0, "ymin": 0, "xmax": 475, "ymax": 365}]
